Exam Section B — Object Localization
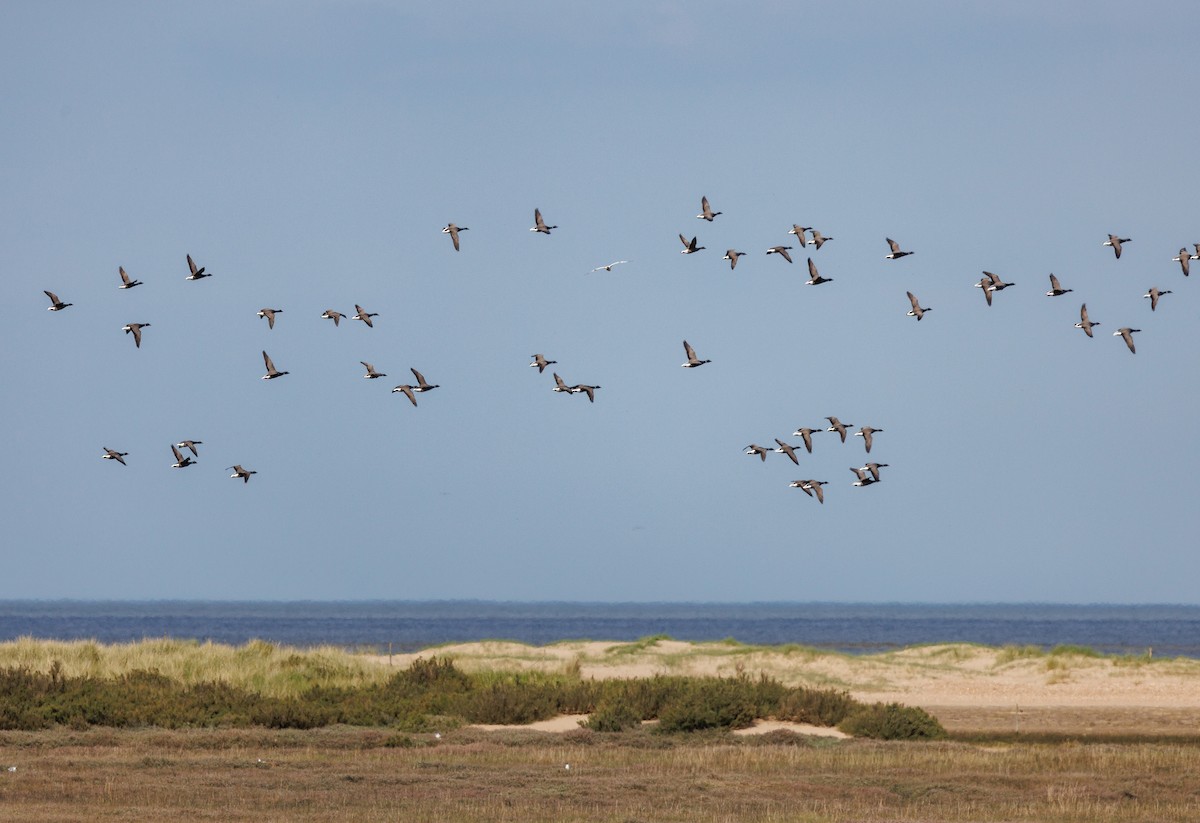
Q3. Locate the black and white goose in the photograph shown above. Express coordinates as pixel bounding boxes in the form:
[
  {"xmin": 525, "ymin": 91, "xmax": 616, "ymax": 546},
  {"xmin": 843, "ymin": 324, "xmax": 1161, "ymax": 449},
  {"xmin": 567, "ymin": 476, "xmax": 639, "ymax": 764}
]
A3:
[
  {"xmin": 410, "ymin": 368, "xmax": 439, "ymax": 393},
  {"xmin": 353, "ymin": 304, "xmax": 378, "ymax": 328},
  {"xmin": 227, "ymin": 465, "xmax": 257, "ymax": 484},
  {"xmin": 773, "ymin": 439, "xmax": 800, "ymax": 465},
  {"xmin": 766, "ymin": 246, "xmax": 793, "ymax": 263},
  {"xmin": 1172, "ymin": 248, "xmax": 1191, "ymax": 276},
  {"xmin": 809, "ymin": 230, "xmax": 833, "ymax": 250},
  {"xmin": 443, "ymin": 223, "xmax": 468, "ymax": 251},
  {"xmin": 1075, "ymin": 304, "xmax": 1100, "ymax": 338},
  {"xmin": 570, "ymin": 383, "xmax": 601, "ymax": 403},
  {"xmin": 257, "ymin": 308, "xmax": 282, "ymax": 329},
  {"xmin": 102, "ymin": 447, "xmax": 128, "ymax": 466},
  {"xmin": 1045, "ymin": 274, "xmax": 1072, "ymax": 297},
  {"xmin": 723, "ymin": 249, "xmax": 745, "ymax": 270},
  {"xmin": 185, "ymin": 254, "xmax": 210, "ymax": 280},
  {"xmin": 696, "ymin": 196, "xmax": 721, "ymax": 222},
  {"xmin": 391, "ymin": 384, "xmax": 418, "ymax": 406},
  {"xmin": 681, "ymin": 340, "xmax": 710, "ymax": 368},
  {"xmin": 1144, "ymin": 287, "xmax": 1172, "ymax": 311},
  {"xmin": 552, "ymin": 373, "xmax": 572, "ymax": 394},
  {"xmin": 122, "ymin": 323, "xmax": 150, "ymax": 348},
  {"xmin": 1103, "ymin": 234, "xmax": 1130, "ymax": 259},
  {"xmin": 679, "ymin": 234, "xmax": 705, "ymax": 254},
  {"xmin": 791, "ymin": 427, "xmax": 820, "ymax": 454},
  {"xmin": 825, "ymin": 416, "xmax": 852, "ymax": 443},
  {"xmin": 906, "ymin": 291, "xmax": 930, "ymax": 320},
  {"xmin": 850, "ymin": 467, "xmax": 877, "ymax": 487},
  {"xmin": 1114, "ymin": 327, "xmax": 1140, "ymax": 353},
  {"xmin": 321, "ymin": 309, "xmax": 346, "ymax": 326},
  {"xmin": 361, "ymin": 361, "xmax": 386, "ymax": 379},
  {"xmin": 744, "ymin": 444, "xmax": 770, "ymax": 462},
  {"xmin": 530, "ymin": 208, "xmax": 556, "ymax": 234},
  {"xmin": 788, "ymin": 225, "xmax": 811, "ymax": 247},
  {"xmin": 805, "ymin": 257, "xmax": 832, "ymax": 285},
  {"xmin": 855, "ymin": 427, "xmax": 883, "ymax": 453},
  {"xmin": 117, "ymin": 267, "xmax": 142, "ymax": 289},
  {"xmin": 44, "ymin": 290, "xmax": 72, "ymax": 311},
  {"xmin": 978, "ymin": 276, "xmax": 995, "ymax": 306},
  {"xmin": 530, "ymin": 354, "xmax": 557, "ymax": 373},
  {"xmin": 884, "ymin": 238, "xmax": 913, "ymax": 259},
  {"xmin": 170, "ymin": 444, "xmax": 196, "ymax": 468},
  {"xmin": 262, "ymin": 350, "xmax": 288, "ymax": 379},
  {"xmin": 174, "ymin": 440, "xmax": 203, "ymax": 457},
  {"xmin": 859, "ymin": 462, "xmax": 889, "ymax": 482}
]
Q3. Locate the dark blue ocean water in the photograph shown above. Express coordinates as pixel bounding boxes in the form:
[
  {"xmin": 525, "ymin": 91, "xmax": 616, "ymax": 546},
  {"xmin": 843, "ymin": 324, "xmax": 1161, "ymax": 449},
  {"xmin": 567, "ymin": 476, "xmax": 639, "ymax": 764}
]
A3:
[{"xmin": 1, "ymin": 602, "xmax": 1198, "ymax": 657}]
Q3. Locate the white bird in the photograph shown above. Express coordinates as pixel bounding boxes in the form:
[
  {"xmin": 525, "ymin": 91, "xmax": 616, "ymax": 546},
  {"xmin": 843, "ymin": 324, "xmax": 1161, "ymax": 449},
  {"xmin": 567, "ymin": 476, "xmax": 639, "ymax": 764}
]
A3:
[{"xmin": 589, "ymin": 260, "xmax": 628, "ymax": 273}]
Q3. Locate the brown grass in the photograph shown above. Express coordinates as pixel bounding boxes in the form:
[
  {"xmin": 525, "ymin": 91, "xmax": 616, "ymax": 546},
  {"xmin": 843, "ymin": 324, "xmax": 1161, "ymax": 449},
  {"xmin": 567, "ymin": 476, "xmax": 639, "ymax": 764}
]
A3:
[{"xmin": 2, "ymin": 727, "xmax": 1199, "ymax": 821}]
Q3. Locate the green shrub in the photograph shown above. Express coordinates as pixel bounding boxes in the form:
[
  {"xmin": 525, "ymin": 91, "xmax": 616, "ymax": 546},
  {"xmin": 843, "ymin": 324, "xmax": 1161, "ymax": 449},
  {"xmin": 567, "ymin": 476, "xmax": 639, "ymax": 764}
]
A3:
[
  {"xmin": 837, "ymin": 703, "xmax": 946, "ymax": 740},
  {"xmin": 584, "ymin": 699, "xmax": 640, "ymax": 732},
  {"xmin": 656, "ymin": 678, "xmax": 757, "ymax": 732}
]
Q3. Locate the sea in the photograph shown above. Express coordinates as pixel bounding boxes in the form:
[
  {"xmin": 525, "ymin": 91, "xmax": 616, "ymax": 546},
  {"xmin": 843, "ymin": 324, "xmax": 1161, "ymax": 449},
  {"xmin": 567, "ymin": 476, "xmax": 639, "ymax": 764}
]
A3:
[{"xmin": 1, "ymin": 601, "xmax": 1199, "ymax": 657}]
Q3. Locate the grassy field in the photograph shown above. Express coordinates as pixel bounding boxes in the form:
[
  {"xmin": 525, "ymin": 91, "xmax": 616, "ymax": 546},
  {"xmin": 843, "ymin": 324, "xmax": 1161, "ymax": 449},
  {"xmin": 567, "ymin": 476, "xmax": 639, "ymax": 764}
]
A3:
[{"xmin": 1, "ymin": 726, "xmax": 1198, "ymax": 822}]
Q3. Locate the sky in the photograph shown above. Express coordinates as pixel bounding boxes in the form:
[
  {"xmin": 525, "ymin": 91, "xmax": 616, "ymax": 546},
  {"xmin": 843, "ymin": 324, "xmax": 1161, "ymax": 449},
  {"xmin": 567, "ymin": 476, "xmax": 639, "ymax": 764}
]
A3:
[{"xmin": 3, "ymin": 1, "xmax": 1198, "ymax": 603}]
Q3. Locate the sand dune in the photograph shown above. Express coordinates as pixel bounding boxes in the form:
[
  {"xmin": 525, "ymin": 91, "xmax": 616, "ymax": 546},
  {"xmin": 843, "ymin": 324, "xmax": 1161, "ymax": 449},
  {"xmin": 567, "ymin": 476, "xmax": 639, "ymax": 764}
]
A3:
[{"xmin": 373, "ymin": 639, "xmax": 1200, "ymax": 735}]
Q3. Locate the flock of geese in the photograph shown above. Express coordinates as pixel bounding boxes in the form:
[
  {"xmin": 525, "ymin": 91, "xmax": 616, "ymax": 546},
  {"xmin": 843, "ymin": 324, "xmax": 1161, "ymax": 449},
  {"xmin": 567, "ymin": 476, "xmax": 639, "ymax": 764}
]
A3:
[{"xmin": 44, "ymin": 198, "xmax": 1192, "ymax": 500}]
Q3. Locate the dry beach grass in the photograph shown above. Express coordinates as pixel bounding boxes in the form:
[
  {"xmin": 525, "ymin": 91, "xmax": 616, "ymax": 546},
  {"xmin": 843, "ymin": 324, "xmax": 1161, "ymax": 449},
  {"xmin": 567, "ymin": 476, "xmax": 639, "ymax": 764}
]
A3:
[{"xmin": 3, "ymin": 638, "xmax": 1200, "ymax": 820}]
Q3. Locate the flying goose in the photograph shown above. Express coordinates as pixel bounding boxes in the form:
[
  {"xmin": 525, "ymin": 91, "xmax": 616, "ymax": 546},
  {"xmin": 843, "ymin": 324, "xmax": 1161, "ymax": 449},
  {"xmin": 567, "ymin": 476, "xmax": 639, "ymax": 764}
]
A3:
[
  {"xmin": 766, "ymin": 246, "xmax": 793, "ymax": 263},
  {"xmin": 1045, "ymin": 274, "xmax": 1072, "ymax": 296},
  {"xmin": 744, "ymin": 444, "xmax": 771, "ymax": 462},
  {"xmin": 530, "ymin": 354, "xmax": 557, "ymax": 373},
  {"xmin": 1172, "ymin": 248, "xmax": 1191, "ymax": 276},
  {"xmin": 185, "ymin": 254, "xmax": 210, "ymax": 280},
  {"xmin": 361, "ymin": 361, "xmax": 387, "ymax": 379},
  {"xmin": 859, "ymin": 462, "xmax": 889, "ymax": 482},
  {"xmin": 1114, "ymin": 327, "xmax": 1140, "ymax": 353},
  {"xmin": 261, "ymin": 350, "xmax": 288, "ymax": 379},
  {"xmin": 790, "ymin": 479, "xmax": 827, "ymax": 503},
  {"xmin": 102, "ymin": 447, "xmax": 128, "ymax": 466},
  {"xmin": 681, "ymin": 340, "xmax": 710, "ymax": 368},
  {"xmin": 353, "ymin": 304, "xmax": 378, "ymax": 328},
  {"xmin": 174, "ymin": 440, "xmax": 203, "ymax": 457},
  {"xmin": 906, "ymin": 291, "xmax": 930, "ymax": 320},
  {"xmin": 884, "ymin": 238, "xmax": 913, "ymax": 259},
  {"xmin": 982, "ymin": 271, "xmax": 1014, "ymax": 291},
  {"xmin": 391, "ymin": 384, "xmax": 418, "ymax": 406},
  {"xmin": 825, "ymin": 416, "xmax": 852, "ymax": 443},
  {"xmin": 977, "ymin": 277, "xmax": 994, "ymax": 306},
  {"xmin": 589, "ymin": 260, "xmax": 628, "ymax": 272},
  {"xmin": 122, "ymin": 323, "xmax": 150, "ymax": 348},
  {"xmin": 410, "ymin": 368, "xmax": 439, "ymax": 392},
  {"xmin": 443, "ymin": 223, "xmax": 468, "ymax": 251},
  {"xmin": 1075, "ymin": 304, "xmax": 1100, "ymax": 338},
  {"xmin": 809, "ymin": 230, "xmax": 833, "ymax": 250},
  {"xmin": 773, "ymin": 439, "xmax": 800, "ymax": 465},
  {"xmin": 170, "ymin": 444, "xmax": 195, "ymax": 468},
  {"xmin": 321, "ymin": 309, "xmax": 346, "ymax": 326},
  {"xmin": 850, "ymin": 467, "xmax": 877, "ymax": 487},
  {"xmin": 257, "ymin": 308, "xmax": 282, "ymax": 329},
  {"xmin": 723, "ymin": 249, "xmax": 745, "ymax": 270},
  {"xmin": 679, "ymin": 234, "xmax": 705, "ymax": 254},
  {"xmin": 1103, "ymin": 234, "xmax": 1130, "ymax": 259},
  {"xmin": 696, "ymin": 196, "xmax": 722, "ymax": 222},
  {"xmin": 530, "ymin": 208, "xmax": 556, "ymax": 234},
  {"xmin": 791, "ymin": 427, "xmax": 820, "ymax": 454},
  {"xmin": 44, "ymin": 290, "xmax": 72, "ymax": 311},
  {"xmin": 227, "ymin": 465, "xmax": 257, "ymax": 484},
  {"xmin": 805, "ymin": 257, "xmax": 832, "ymax": 285},
  {"xmin": 552, "ymin": 373, "xmax": 572, "ymax": 394},
  {"xmin": 1144, "ymin": 287, "xmax": 1172, "ymax": 311},
  {"xmin": 570, "ymin": 383, "xmax": 601, "ymax": 403},
  {"xmin": 855, "ymin": 426, "xmax": 883, "ymax": 453},
  {"xmin": 788, "ymin": 225, "xmax": 811, "ymax": 247},
  {"xmin": 117, "ymin": 267, "xmax": 142, "ymax": 289}
]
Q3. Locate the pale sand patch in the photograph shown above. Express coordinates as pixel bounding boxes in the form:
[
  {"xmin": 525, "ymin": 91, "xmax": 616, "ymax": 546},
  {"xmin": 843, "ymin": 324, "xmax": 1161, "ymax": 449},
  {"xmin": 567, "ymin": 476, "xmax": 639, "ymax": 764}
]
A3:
[
  {"xmin": 470, "ymin": 714, "xmax": 588, "ymax": 733},
  {"xmin": 732, "ymin": 720, "xmax": 849, "ymax": 738}
]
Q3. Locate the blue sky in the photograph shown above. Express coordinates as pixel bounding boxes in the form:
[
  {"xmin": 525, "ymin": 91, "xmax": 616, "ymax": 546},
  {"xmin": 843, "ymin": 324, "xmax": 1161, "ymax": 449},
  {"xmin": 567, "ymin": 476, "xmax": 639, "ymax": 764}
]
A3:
[{"xmin": 3, "ymin": 1, "xmax": 1198, "ymax": 602}]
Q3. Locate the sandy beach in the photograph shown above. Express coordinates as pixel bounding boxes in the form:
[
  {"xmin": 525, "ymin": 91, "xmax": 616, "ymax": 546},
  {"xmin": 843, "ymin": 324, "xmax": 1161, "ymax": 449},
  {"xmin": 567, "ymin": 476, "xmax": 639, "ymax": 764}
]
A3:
[{"xmin": 372, "ymin": 639, "xmax": 1200, "ymax": 736}]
